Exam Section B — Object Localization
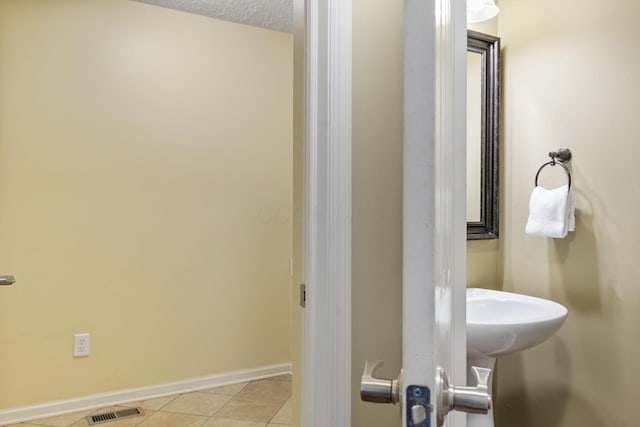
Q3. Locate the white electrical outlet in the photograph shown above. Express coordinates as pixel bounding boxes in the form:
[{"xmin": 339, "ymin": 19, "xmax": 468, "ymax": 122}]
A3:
[{"xmin": 74, "ymin": 333, "xmax": 90, "ymax": 357}]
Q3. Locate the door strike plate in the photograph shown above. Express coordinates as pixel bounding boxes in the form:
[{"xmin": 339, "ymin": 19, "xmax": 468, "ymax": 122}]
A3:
[{"xmin": 406, "ymin": 385, "xmax": 431, "ymax": 427}]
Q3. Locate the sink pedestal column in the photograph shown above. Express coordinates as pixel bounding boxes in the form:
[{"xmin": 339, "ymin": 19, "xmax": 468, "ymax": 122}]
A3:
[{"xmin": 467, "ymin": 353, "xmax": 496, "ymax": 427}]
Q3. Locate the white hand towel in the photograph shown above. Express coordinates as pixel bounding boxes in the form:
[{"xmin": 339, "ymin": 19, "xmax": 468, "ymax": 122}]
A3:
[{"xmin": 525, "ymin": 184, "xmax": 575, "ymax": 238}]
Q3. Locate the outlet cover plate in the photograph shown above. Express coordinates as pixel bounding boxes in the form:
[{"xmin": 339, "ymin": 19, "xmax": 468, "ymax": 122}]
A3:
[{"xmin": 74, "ymin": 333, "xmax": 90, "ymax": 357}]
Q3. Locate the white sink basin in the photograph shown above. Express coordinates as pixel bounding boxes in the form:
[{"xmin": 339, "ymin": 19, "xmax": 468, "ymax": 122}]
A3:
[
  {"xmin": 465, "ymin": 288, "xmax": 568, "ymax": 427},
  {"xmin": 467, "ymin": 288, "xmax": 568, "ymax": 357}
]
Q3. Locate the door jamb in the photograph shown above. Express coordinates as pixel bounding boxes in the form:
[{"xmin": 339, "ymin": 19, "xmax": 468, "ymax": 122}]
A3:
[{"xmin": 301, "ymin": 0, "xmax": 352, "ymax": 426}]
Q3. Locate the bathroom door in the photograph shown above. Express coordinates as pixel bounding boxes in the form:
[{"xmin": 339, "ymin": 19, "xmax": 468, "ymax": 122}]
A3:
[{"xmin": 402, "ymin": 0, "xmax": 468, "ymax": 426}]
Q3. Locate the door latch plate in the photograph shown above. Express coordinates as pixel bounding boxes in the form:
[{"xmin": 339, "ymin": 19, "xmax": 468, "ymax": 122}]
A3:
[{"xmin": 406, "ymin": 385, "xmax": 431, "ymax": 427}]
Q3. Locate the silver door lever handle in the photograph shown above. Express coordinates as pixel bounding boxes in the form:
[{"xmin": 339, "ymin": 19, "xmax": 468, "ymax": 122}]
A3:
[
  {"xmin": 360, "ymin": 360, "xmax": 401, "ymax": 404},
  {"xmin": 436, "ymin": 366, "xmax": 491, "ymax": 426},
  {"xmin": 0, "ymin": 275, "xmax": 16, "ymax": 286}
]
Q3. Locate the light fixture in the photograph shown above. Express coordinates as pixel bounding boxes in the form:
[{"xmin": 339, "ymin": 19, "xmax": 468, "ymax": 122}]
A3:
[{"xmin": 467, "ymin": 0, "xmax": 499, "ymax": 23}]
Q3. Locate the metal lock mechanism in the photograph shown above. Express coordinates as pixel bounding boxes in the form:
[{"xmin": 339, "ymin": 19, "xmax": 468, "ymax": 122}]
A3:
[
  {"xmin": 362, "ymin": 360, "xmax": 491, "ymax": 427},
  {"xmin": 406, "ymin": 385, "xmax": 431, "ymax": 427}
]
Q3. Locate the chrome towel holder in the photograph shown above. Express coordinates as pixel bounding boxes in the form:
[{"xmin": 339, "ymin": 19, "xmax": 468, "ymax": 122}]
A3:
[{"xmin": 534, "ymin": 147, "xmax": 573, "ymax": 189}]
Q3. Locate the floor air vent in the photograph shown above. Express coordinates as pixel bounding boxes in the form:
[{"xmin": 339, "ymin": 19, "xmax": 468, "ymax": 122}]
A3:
[{"xmin": 86, "ymin": 407, "xmax": 144, "ymax": 425}]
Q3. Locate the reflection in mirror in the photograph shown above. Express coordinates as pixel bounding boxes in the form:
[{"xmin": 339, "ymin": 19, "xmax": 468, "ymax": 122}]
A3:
[
  {"xmin": 467, "ymin": 30, "xmax": 500, "ymax": 240},
  {"xmin": 467, "ymin": 51, "xmax": 482, "ymax": 223}
]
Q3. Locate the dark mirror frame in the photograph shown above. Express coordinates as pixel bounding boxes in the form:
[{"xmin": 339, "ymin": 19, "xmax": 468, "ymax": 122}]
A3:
[{"xmin": 467, "ymin": 30, "xmax": 500, "ymax": 240}]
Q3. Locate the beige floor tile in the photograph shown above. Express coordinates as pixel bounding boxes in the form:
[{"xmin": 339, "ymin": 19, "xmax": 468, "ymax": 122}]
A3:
[
  {"xmin": 202, "ymin": 418, "xmax": 266, "ymax": 427},
  {"xmin": 199, "ymin": 382, "xmax": 248, "ymax": 397},
  {"xmin": 214, "ymin": 398, "xmax": 281, "ymax": 423},
  {"xmin": 162, "ymin": 392, "xmax": 231, "ymax": 416},
  {"xmin": 136, "ymin": 411, "xmax": 207, "ymax": 427},
  {"xmin": 5, "ymin": 376, "xmax": 292, "ymax": 427},
  {"xmin": 68, "ymin": 406, "xmax": 154, "ymax": 427},
  {"xmin": 19, "ymin": 409, "xmax": 95, "ymax": 427},
  {"xmin": 270, "ymin": 400, "xmax": 291, "ymax": 425},
  {"xmin": 266, "ymin": 424, "xmax": 290, "ymax": 426},
  {"xmin": 267, "ymin": 374, "xmax": 291, "ymax": 382},
  {"xmin": 235, "ymin": 381, "xmax": 290, "ymax": 404},
  {"xmin": 120, "ymin": 395, "xmax": 177, "ymax": 411}
]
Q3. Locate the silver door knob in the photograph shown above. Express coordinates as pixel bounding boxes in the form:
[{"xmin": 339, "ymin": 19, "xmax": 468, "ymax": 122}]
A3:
[
  {"xmin": 0, "ymin": 275, "xmax": 16, "ymax": 286},
  {"xmin": 360, "ymin": 360, "xmax": 401, "ymax": 404},
  {"xmin": 436, "ymin": 366, "xmax": 491, "ymax": 426}
]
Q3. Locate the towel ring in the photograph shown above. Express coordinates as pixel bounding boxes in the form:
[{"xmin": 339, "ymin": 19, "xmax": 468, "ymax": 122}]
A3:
[{"xmin": 534, "ymin": 148, "xmax": 572, "ymax": 189}]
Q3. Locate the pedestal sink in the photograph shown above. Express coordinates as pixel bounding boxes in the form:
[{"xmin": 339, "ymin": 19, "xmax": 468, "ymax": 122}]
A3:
[{"xmin": 466, "ymin": 288, "xmax": 568, "ymax": 427}]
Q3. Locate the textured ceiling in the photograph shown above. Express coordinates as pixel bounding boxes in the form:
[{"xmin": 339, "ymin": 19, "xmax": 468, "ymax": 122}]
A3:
[{"xmin": 133, "ymin": 0, "xmax": 292, "ymax": 33}]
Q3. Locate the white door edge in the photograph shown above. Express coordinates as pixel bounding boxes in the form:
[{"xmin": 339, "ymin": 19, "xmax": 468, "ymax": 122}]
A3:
[
  {"xmin": 301, "ymin": 0, "xmax": 352, "ymax": 426},
  {"xmin": 403, "ymin": 0, "xmax": 467, "ymax": 426},
  {"xmin": 451, "ymin": 0, "xmax": 469, "ymax": 425},
  {"xmin": 402, "ymin": 0, "xmax": 438, "ymax": 398}
]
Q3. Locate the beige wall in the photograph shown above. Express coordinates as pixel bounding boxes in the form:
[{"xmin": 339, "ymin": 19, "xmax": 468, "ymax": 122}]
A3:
[
  {"xmin": 0, "ymin": 0, "xmax": 292, "ymax": 409},
  {"xmin": 351, "ymin": 0, "xmax": 404, "ymax": 425},
  {"xmin": 291, "ymin": 0, "xmax": 304, "ymax": 425},
  {"xmin": 467, "ymin": 240, "xmax": 499, "ymax": 289},
  {"xmin": 495, "ymin": 0, "xmax": 640, "ymax": 426}
]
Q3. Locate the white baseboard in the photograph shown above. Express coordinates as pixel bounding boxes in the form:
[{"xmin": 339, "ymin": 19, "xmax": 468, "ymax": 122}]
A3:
[{"xmin": 0, "ymin": 362, "xmax": 291, "ymax": 425}]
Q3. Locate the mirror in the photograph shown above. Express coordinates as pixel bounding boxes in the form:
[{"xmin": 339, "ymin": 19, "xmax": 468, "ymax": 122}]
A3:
[{"xmin": 467, "ymin": 30, "xmax": 500, "ymax": 240}]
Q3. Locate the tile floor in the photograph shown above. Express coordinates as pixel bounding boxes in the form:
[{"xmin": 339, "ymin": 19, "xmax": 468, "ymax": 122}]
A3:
[{"xmin": 5, "ymin": 375, "xmax": 292, "ymax": 427}]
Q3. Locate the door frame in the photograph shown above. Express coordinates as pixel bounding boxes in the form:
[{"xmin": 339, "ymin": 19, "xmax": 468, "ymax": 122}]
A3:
[
  {"xmin": 300, "ymin": 0, "xmax": 466, "ymax": 426},
  {"xmin": 300, "ymin": 0, "xmax": 352, "ymax": 426}
]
